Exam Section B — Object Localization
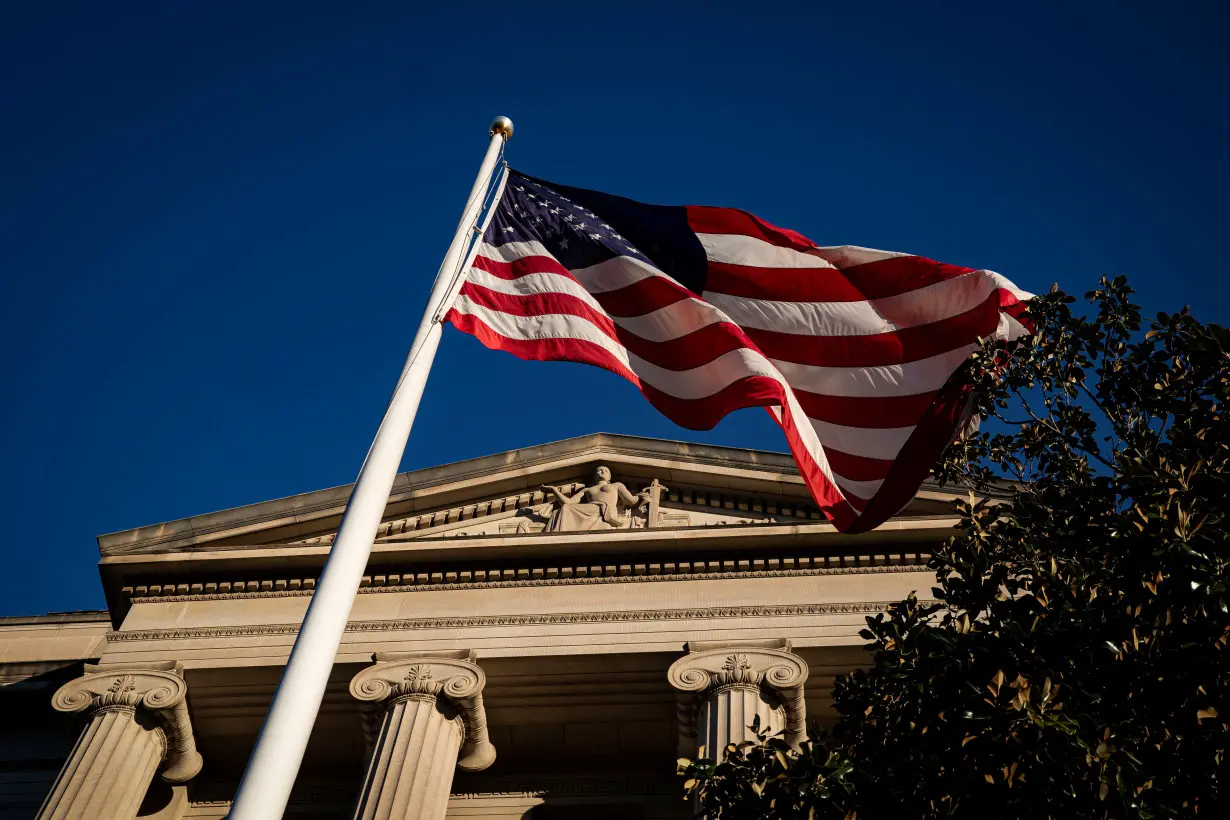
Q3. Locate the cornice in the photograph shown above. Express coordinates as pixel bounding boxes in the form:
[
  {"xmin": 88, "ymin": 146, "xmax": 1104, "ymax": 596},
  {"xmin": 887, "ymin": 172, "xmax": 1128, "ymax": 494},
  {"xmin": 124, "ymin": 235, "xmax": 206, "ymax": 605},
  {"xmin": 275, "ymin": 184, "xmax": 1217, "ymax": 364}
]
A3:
[
  {"xmin": 292, "ymin": 478, "xmax": 837, "ymax": 547},
  {"xmin": 97, "ymin": 434, "xmax": 810, "ymax": 555},
  {"xmin": 121, "ymin": 553, "xmax": 932, "ymax": 604},
  {"xmin": 0, "ymin": 611, "xmax": 110, "ymax": 627},
  {"xmin": 106, "ymin": 601, "xmax": 898, "ymax": 643},
  {"xmin": 98, "ymin": 431, "xmax": 989, "ymax": 557}
]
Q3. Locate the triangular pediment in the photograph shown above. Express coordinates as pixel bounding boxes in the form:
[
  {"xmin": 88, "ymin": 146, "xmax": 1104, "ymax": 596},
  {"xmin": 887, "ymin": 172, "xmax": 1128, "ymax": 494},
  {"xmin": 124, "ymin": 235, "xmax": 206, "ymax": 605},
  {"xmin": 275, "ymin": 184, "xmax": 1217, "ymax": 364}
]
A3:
[
  {"xmin": 98, "ymin": 433, "xmax": 974, "ymax": 558},
  {"xmin": 289, "ymin": 473, "xmax": 840, "ymax": 546}
]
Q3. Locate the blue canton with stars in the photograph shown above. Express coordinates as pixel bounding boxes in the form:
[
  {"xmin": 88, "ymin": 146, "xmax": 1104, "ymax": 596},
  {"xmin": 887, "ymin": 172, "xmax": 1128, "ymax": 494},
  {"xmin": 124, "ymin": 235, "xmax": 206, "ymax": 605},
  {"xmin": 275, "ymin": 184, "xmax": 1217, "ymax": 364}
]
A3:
[{"xmin": 483, "ymin": 169, "xmax": 710, "ymax": 294}]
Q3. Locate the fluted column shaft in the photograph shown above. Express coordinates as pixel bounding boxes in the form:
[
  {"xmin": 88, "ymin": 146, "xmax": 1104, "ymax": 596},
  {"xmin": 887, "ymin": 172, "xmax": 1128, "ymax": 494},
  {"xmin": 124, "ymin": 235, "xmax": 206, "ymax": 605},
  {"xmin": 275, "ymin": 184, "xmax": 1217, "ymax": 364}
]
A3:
[
  {"xmin": 668, "ymin": 644, "xmax": 809, "ymax": 763},
  {"xmin": 349, "ymin": 652, "xmax": 496, "ymax": 820},
  {"xmin": 696, "ymin": 683, "xmax": 784, "ymax": 761},
  {"xmin": 36, "ymin": 663, "xmax": 202, "ymax": 820},
  {"xmin": 355, "ymin": 694, "xmax": 463, "ymax": 820},
  {"xmin": 38, "ymin": 706, "xmax": 165, "ymax": 820}
]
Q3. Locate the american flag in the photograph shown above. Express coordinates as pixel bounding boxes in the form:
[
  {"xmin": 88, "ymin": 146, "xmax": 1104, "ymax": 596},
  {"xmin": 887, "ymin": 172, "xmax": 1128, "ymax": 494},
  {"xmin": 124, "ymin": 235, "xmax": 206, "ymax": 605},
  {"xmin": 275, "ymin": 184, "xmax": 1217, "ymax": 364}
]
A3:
[{"xmin": 444, "ymin": 170, "xmax": 1032, "ymax": 532}]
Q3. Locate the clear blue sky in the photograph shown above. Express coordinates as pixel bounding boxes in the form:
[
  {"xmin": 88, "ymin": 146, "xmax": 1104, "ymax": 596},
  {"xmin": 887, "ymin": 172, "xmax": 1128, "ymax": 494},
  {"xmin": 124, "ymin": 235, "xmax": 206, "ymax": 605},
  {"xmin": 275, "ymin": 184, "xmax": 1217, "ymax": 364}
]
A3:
[{"xmin": 2, "ymin": 1, "xmax": 1226, "ymax": 617}]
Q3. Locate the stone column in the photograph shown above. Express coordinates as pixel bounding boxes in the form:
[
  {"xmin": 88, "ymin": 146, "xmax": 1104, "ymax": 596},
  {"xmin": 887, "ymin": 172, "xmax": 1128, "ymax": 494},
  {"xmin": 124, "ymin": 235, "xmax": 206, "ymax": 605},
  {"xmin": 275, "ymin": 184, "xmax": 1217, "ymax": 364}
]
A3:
[
  {"xmin": 668, "ymin": 642, "xmax": 808, "ymax": 762},
  {"xmin": 37, "ymin": 662, "xmax": 202, "ymax": 820},
  {"xmin": 349, "ymin": 651, "xmax": 496, "ymax": 820}
]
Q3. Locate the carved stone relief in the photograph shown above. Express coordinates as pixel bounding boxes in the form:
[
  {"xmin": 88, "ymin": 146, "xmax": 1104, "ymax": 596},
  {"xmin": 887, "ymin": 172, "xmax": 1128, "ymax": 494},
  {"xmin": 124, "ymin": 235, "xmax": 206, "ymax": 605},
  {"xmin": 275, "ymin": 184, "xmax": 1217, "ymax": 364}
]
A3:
[
  {"xmin": 281, "ymin": 467, "xmax": 839, "ymax": 544},
  {"xmin": 537, "ymin": 467, "xmax": 667, "ymax": 532}
]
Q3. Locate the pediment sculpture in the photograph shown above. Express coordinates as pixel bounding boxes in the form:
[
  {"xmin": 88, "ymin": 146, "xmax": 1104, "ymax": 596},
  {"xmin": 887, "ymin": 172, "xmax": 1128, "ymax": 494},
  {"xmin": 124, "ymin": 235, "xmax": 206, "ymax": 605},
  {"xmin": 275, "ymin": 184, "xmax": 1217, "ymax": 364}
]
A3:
[{"xmin": 540, "ymin": 466, "xmax": 666, "ymax": 532}]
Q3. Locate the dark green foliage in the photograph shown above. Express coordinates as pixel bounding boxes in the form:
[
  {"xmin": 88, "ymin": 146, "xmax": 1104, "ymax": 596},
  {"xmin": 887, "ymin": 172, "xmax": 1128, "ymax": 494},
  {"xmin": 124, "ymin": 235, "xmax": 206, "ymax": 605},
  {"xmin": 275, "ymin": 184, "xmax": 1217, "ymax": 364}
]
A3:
[
  {"xmin": 680, "ymin": 716, "xmax": 856, "ymax": 820},
  {"xmin": 681, "ymin": 279, "xmax": 1229, "ymax": 818}
]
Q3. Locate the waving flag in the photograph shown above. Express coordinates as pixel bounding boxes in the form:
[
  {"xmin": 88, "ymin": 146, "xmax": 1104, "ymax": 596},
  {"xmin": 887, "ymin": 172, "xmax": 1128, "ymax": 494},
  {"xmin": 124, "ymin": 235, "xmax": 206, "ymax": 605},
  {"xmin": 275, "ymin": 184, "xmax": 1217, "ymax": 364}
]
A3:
[{"xmin": 444, "ymin": 170, "xmax": 1031, "ymax": 532}]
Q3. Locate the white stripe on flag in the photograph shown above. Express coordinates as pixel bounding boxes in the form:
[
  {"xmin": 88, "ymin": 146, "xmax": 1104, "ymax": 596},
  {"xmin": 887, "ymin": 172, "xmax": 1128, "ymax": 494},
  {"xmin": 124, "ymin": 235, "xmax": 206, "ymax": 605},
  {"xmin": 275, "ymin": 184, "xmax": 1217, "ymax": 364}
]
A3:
[
  {"xmin": 808, "ymin": 245, "xmax": 910, "ymax": 268},
  {"xmin": 474, "ymin": 242, "xmax": 669, "ymax": 294},
  {"xmin": 770, "ymin": 344, "xmax": 979, "ymax": 398},
  {"xmin": 809, "ymin": 418, "xmax": 916, "ymax": 462},
  {"xmin": 452, "ymin": 296, "xmax": 785, "ymax": 400},
  {"xmin": 704, "ymin": 271, "xmax": 1016, "ymax": 337},
  {"xmin": 697, "ymin": 233, "xmax": 835, "ymax": 269}
]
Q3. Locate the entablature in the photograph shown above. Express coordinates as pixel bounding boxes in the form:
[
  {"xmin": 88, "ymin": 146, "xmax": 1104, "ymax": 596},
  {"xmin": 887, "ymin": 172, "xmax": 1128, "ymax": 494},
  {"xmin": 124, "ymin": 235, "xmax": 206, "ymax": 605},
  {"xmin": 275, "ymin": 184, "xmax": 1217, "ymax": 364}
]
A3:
[
  {"xmin": 94, "ymin": 433, "xmax": 984, "ymax": 625},
  {"xmin": 100, "ymin": 518, "xmax": 951, "ymax": 625}
]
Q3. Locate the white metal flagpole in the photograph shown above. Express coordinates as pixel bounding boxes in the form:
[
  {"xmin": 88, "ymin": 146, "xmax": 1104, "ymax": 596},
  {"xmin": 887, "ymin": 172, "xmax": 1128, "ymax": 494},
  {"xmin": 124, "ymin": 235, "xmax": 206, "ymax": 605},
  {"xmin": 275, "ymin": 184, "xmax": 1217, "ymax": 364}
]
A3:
[{"xmin": 227, "ymin": 116, "xmax": 514, "ymax": 820}]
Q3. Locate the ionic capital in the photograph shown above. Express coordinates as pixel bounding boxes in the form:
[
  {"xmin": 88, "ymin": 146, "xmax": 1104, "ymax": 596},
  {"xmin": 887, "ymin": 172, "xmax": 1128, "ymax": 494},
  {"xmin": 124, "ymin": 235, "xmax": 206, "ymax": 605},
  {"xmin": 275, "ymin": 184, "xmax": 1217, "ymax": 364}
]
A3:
[
  {"xmin": 668, "ymin": 643, "xmax": 808, "ymax": 694},
  {"xmin": 349, "ymin": 651, "xmax": 496, "ymax": 771},
  {"xmin": 668, "ymin": 641, "xmax": 809, "ymax": 750},
  {"xmin": 50, "ymin": 661, "xmax": 203, "ymax": 783}
]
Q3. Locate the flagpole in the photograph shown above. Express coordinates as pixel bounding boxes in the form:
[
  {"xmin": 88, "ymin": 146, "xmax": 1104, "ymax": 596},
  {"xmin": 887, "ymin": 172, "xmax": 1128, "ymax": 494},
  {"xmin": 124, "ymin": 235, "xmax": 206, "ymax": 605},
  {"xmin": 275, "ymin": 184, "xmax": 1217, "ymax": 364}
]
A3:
[{"xmin": 226, "ymin": 116, "xmax": 513, "ymax": 820}]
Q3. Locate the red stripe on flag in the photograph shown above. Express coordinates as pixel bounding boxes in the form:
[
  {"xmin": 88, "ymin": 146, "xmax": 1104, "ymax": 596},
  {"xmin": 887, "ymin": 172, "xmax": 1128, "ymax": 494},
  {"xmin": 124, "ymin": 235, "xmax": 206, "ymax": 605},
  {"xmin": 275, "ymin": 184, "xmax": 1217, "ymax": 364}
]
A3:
[
  {"xmin": 447, "ymin": 306, "xmax": 784, "ymax": 432},
  {"xmin": 841, "ymin": 367, "xmax": 976, "ymax": 534},
  {"xmin": 454, "ymin": 175, "xmax": 1034, "ymax": 534},
  {"xmin": 770, "ymin": 406, "xmax": 859, "ymax": 530},
  {"xmin": 457, "ymin": 283, "xmax": 755, "ymax": 371},
  {"xmin": 706, "ymin": 262, "xmax": 865, "ymax": 303},
  {"xmin": 820, "ymin": 446, "xmax": 894, "ymax": 483},
  {"xmin": 742, "ymin": 291, "xmax": 1007, "ymax": 368},
  {"xmin": 704, "ymin": 255, "xmax": 980, "ymax": 302},
  {"xmin": 447, "ymin": 306, "xmax": 644, "ymax": 385},
  {"xmin": 1004, "ymin": 298, "xmax": 1034, "ymax": 332},
  {"xmin": 472, "ymin": 253, "xmax": 574, "ymax": 281},
  {"xmin": 592, "ymin": 276, "xmax": 696, "ymax": 317},
  {"xmin": 686, "ymin": 206, "xmax": 818, "ymax": 251},
  {"xmin": 445, "ymin": 307, "xmax": 859, "ymax": 530},
  {"xmin": 792, "ymin": 389, "xmax": 939, "ymax": 430},
  {"xmin": 472, "ymin": 251, "xmax": 697, "ymax": 317}
]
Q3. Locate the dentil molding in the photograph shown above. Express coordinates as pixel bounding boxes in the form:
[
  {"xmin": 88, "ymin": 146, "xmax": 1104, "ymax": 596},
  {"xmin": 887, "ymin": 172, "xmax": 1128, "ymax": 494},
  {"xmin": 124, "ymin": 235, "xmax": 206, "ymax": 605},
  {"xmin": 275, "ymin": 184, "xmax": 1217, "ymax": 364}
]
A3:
[
  {"xmin": 122, "ymin": 556, "xmax": 930, "ymax": 604},
  {"xmin": 106, "ymin": 601, "xmax": 899, "ymax": 643}
]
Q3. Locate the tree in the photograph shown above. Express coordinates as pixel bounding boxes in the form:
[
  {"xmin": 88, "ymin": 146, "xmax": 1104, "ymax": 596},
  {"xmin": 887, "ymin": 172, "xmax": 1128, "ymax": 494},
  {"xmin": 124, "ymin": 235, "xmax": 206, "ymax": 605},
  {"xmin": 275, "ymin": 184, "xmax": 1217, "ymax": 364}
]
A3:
[{"xmin": 682, "ymin": 279, "xmax": 1229, "ymax": 818}]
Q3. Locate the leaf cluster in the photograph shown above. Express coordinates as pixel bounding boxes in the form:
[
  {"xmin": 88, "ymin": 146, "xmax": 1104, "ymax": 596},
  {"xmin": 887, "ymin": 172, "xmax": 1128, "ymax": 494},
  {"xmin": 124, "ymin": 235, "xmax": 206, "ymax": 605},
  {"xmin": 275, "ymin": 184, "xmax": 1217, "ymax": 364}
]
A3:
[{"xmin": 680, "ymin": 716, "xmax": 856, "ymax": 820}]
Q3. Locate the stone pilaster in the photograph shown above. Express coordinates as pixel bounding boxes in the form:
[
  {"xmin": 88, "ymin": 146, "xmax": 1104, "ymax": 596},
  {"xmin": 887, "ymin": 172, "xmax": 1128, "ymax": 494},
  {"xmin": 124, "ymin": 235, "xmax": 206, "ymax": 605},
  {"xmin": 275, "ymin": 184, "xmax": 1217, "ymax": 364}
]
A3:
[
  {"xmin": 349, "ymin": 652, "xmax": 496, "ymax": 820},
  {"xmin": 36, "ymin": 662, "xmax": 202, "ymax": 820},
  {"xmin": 668, "ymin": 642, "xmax": 808, "ymax": 762}
]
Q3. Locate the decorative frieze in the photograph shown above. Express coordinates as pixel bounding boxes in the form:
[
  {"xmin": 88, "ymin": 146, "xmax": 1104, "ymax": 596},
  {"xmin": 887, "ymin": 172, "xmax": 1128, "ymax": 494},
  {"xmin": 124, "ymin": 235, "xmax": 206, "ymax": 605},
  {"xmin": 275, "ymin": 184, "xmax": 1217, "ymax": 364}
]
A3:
[
  {"xmin": 277, "ymin": 472, "xmax": 830, "ymax": 547},
  {"xmin": 106, "ymin": 601, "xmax": 900, "ymax": 643},
  {"xmin": 119, "ymin": 551, "xmax": 930, "ymax": 604}
]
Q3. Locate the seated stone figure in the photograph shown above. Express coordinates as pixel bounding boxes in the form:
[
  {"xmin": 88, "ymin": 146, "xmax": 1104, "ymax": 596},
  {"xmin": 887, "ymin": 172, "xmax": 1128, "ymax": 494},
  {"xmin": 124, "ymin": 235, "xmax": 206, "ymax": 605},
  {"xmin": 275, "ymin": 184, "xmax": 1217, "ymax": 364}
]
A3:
[{"xmin": 541, "ymin": 466, "xmax": 650, "ymax": 532}]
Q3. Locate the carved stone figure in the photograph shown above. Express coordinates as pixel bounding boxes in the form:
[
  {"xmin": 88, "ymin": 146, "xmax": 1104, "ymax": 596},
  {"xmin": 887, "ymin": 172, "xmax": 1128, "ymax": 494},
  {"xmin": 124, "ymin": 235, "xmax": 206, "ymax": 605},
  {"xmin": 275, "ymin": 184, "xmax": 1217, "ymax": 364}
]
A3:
[{"xmin": 540, "ymin": 466, "xmax": 653, "ymax": 532}]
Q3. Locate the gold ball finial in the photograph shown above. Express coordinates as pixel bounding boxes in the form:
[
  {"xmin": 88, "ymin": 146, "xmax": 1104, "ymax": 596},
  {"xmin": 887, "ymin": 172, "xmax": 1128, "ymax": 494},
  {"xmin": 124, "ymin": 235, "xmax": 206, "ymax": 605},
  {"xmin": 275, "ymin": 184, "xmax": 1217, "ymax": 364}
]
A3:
[{"xmin": 489, "ymin": 116, "xmax": 514, "ymax": 141}]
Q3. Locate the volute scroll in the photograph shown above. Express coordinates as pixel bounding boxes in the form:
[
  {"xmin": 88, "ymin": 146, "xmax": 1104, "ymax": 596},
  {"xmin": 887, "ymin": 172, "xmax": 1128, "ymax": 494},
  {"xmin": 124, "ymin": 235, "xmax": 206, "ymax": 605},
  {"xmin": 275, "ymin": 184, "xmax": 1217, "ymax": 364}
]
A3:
[
  {"xmin": 349, "ymin": 652, "xmax": 497, "ymax": 773},
  {"xmin": 668, "ymin": 643, "xmax": 810, "ymax": 752},
  {"xmin": 49, "ymin": 663, "xmax": 203, "ymax": 784}
]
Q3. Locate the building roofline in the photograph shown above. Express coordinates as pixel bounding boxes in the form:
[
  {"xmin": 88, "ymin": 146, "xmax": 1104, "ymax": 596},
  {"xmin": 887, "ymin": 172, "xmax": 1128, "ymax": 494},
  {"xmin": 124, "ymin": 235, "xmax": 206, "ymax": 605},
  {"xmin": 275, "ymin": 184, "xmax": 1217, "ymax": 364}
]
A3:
[
  {"xmin": 0, "ymin": 610, "xmax": 111, "ymax": 627},
  {"xmin": 95, "ymin": 431, "xmax": 1010, "ymax": 558},
  {"xmin": 96, "ymin": 433, "xmax": 803, "ymax": 554}
]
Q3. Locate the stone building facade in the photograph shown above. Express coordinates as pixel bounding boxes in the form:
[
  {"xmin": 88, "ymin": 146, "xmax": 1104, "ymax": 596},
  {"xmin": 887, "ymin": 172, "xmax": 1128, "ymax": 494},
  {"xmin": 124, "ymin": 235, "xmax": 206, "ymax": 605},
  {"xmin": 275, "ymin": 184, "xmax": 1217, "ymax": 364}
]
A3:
[{"xmin": 0, "ymin": 433, "xmax": 961, "ymax": 819}]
